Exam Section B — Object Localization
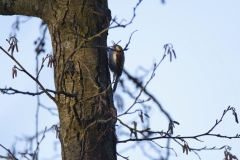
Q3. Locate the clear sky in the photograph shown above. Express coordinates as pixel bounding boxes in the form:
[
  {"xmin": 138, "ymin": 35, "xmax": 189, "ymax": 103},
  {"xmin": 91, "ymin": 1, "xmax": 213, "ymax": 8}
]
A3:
[{"xmin": 0, "ymin": 0, "xmax": 240, "ymax": 160}]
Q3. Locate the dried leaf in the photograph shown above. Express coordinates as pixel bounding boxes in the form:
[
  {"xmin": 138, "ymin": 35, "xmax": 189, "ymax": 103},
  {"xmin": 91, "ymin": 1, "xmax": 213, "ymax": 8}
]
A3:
[
  {"xmin": 169, "ymin": 50, "xmax": 172, "ymax": 62},
  {"xmin": 8, "ymin": 43, "xmax": 12, "ymax": 52},
  {"xmin": 50, "ymin": 61, "xmax": 53, "ymax": 68},
  {"xmin": 186, "ymin": 144, "xmax": 191, "ymax": 152},
  {"xmin": 146, "ymin": 97, "xmax": 151, "ymax": 101},
  {"xmin": 163, "ymin": 44, "xmax": 167, "ymax": 49},
  {"xmin": 15, "ymin": 70, "xmax": 17, "ymax": 77},
  {"xmin": 139, "ymin": 114, "xmax": 144, "ymax": 123},
  {"xmin": 224, "ymin": 151, "xmax": 228, "ymax": 159},
  {"xmin": 12, "ymin": 68, "xmax": 15, "ymax": 79},
  {"xmin": 29, "ymin": 153, "xmax": 34, "ymax": 157},
  {"xmin": 134, "ymin": 132, "xmax": 138, "ymax": 139},
  {"xmin": 132, "ymin": 121, "xmax": 137, "ymax": 130},
  {"xmin": 11, "ymin": 45, "xmax": 15, "ymax": 55},
  {"xmin": 173, "ymin": 121, "xmax": 180, "ymax": 125},
  {"xmin": 182, "ymin": 145, "xmax": 186, "ymax": 153},
  {"xmin": 172, "ymin": 49, "xmax": 177, "ymax": 59},
  {"xmin": 144, "ymin": 113, "xmax": 150, "ymax": 118},
  {"xmin": 16, "ymin": 44, "xmax": 18, "ymax": 52},
  {"xmin": 234, "ymin": 112, "xmax": 238, "ymax": 123},
  {"xmin": 168, "ymin": 123, "xmax": 173, "ymax": 134},
  {"xmin": 47, "ymin": 59, "xmax": 52, "ymax": 67},
  {"xmin": 130, "ymin": 130, "xmax": 133, "ymax": 138}
]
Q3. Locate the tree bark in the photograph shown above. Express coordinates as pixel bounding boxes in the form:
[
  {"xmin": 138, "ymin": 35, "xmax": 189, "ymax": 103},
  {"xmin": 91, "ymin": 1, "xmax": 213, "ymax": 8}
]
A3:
[{"xmin": 1, "ymin": 0, "xmax": 116, "ymax": 160}]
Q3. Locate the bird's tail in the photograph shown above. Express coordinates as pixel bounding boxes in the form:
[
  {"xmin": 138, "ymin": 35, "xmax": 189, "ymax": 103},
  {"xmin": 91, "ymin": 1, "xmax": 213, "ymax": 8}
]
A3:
[{"xmin": 112, "ymin": 76, "xmax": 119, "ymax": 93}]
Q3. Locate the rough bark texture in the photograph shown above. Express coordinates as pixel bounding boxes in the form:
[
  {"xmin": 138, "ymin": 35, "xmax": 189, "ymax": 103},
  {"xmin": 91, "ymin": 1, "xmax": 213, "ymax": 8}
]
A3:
[{"xmin": 1, "ymin": 0, "xmax": 116, "ymax": 160}]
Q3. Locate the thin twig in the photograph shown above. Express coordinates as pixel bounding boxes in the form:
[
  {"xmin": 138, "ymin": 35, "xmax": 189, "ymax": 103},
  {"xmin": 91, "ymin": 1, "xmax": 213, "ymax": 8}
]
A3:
[
  {"xmin": 0, "ymin": 144, "xmax": 18, "ymax": 160},
  {"xmin": 0, "ymin": 46, "xmax": 57, "ymax": 104}
]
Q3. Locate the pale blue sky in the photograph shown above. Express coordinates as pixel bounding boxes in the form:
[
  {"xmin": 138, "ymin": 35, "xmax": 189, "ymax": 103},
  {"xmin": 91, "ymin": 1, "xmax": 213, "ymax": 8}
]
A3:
[{"xmin": 0, "ymin": 0, "xmax": 240, "ymax": 159}]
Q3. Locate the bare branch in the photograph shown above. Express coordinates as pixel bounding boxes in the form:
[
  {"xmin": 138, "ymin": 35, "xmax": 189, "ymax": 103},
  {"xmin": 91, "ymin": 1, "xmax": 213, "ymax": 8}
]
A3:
[
  {"xmin": 118, "ymin": 44, "xmax": 176, "ymax": 117},
  {"xmin": 0, "ymin": 45, "xmax": 57, "ymax": 104},
  {"xmin": 0, "ymin": 144, "xmax": 18, "ymax": 160},
  {"xmin": 0, "ymin": 87, "xmax": 78, "ymax": 97}
]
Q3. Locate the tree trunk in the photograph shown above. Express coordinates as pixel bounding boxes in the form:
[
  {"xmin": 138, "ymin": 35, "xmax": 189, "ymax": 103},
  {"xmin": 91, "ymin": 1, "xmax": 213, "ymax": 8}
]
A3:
[{"xmin": 1, "ymin": 0, "xmax": 116, "ymax": 160}]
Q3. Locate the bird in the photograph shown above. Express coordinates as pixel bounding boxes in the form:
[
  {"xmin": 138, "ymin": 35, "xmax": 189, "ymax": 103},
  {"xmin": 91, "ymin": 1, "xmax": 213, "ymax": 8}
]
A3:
[{"xmin": 108, "ymin": 41, "xmax": 125, "ymax": 93}]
